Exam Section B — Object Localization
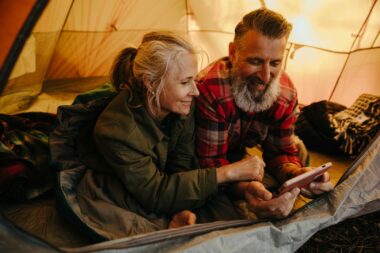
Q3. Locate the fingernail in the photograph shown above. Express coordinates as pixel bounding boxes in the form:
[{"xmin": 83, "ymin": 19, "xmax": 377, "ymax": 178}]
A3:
[{"xmin": 310, "ymin": 183, "xmax": 315, "ymax": 189}]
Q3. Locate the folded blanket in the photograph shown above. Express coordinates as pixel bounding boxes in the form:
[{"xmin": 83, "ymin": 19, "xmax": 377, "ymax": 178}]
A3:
[
  {"xmin": 295, "ymin": 100, "xmax": 346, "ymax": 155},
  {"xmin": 330, "ymin": 93, "xmax": 380, "ymax": 156}
]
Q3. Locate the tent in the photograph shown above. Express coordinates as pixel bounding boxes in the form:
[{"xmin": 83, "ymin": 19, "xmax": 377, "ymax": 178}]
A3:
[{"xmin": 0, "ymin": 0, "xmax": 379, "ymax": 252}]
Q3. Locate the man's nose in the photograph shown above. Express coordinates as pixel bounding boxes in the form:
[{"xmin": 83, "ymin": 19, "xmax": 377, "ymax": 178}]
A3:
[{"xmin": 258, "ymin": 64, "xmax": 271, "ymax": 84}]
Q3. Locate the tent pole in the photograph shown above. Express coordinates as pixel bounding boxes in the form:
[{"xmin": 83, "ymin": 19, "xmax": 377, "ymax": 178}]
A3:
[
  {"xmin": 0, "ymin": 0, "xmax": 49, "ymax": 95},
  {"xmin": 328, "ymin": 0, "xmax": 378, "ymax": 101}
]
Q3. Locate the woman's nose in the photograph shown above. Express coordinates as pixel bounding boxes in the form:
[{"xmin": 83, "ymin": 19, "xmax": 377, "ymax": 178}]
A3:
[{"xmin": 190, "ymin": 82, "xmax": 200, "ymax": 97}]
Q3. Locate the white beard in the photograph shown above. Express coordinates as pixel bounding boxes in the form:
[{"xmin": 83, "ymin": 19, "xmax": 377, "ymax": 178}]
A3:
[{"xmin": 231, "ymin": 74, "xmax": 281, "ymax": 113}]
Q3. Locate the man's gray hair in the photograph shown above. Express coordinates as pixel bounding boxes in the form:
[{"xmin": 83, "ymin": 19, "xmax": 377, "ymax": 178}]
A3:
[{"xmin": 234, "ymin": 8, "xmax": 292, "ymax": 45}]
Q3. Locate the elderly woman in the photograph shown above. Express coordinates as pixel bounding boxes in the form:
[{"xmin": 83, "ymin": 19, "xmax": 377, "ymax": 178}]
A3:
[{"xmin": 50, "ymin": 31, "xmax": 264, "ymax": 240}]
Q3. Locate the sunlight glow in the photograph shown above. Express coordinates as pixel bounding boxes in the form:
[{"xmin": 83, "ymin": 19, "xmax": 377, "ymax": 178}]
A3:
[{"xmin": 288, "ymin": 15, "xmax": 319, "ymax": 46}]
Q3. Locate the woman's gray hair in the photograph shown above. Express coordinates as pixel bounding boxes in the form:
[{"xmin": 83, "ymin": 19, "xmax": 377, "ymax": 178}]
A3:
[
  {"xmin": 111, "ymin": 31, "xmax": 196, "ymax": 117},
  {"xmin": 134, "ymin": 31, "xmax": 196, "ymax": 116}
]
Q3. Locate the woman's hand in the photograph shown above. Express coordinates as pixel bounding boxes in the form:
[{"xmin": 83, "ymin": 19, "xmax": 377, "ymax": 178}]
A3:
[{"xmin": 216, "ymin": 156, "xmax": 265, "ymax": 184}]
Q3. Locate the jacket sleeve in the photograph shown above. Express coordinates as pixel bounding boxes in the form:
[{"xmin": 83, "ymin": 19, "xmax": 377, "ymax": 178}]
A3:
[
  {"xmin": 93, "ymin": 105, "xmax": 218, "ymax": 214},
  {"xmin": 166, "ymin": 105, "xmax": 199, "ymax": 173}
]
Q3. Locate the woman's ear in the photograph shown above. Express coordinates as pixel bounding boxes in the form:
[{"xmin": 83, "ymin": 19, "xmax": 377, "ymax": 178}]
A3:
[{"xmin": 142, "ymin": 74, "xmax": 154, "ymax": 90}]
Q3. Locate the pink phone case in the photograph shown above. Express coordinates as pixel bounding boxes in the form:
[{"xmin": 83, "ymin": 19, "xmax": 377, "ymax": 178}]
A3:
[{"xmin": 278, "ymin": 162, "xmax": 332, "ymax": 194}]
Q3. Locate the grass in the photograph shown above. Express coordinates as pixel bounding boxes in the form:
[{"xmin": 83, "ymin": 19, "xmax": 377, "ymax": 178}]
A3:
[{"xmin": 297, "ymin": 210, "xmax": 380, "ymax": 253}]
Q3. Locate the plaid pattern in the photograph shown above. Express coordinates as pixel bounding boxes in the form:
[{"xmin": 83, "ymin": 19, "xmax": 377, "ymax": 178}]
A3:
[
  {"xmin": 195, "ymin": 57, "xmax": 302, "ymax": 172},
  {"xmin": 330, "ymin": 93, "xmax": 380, "ymax": 156}
]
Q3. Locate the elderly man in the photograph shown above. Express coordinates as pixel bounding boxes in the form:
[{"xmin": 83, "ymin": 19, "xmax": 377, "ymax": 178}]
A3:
[{"xmin": 196, "ymin": 8, "xmax": 333, "ymax": 218}]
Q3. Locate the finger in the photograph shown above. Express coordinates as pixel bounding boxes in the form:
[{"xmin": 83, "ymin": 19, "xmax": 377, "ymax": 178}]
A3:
[
  {"xmin": 257, "ymin": 156, "xmax": 266, "ymax": 167},
  {"xmin": 268, "ymin": 190, "xmax": 299, "ymax": 218},
  {"xmin": 247, "ymin": 181, "xmax": 272, "ymax": 200},
  {"xmin": 246, "ymin": 190, "xmax": 299, "ymax": 219},
  {"xmin": 290, "ymin": 187, "xmax": 301, "ymax": 196},
  {"xmin": 277, "ymin": 188, "xmax": 300, "ymax": 217},
  {"xmin": 318, "ymin": 172, "xmax": 330, "ymax": 182},
  {"xmin": 300, "ymin": 187, "xmax": 314, "ymax": 198},
  {"xmin": 303, "ymin": 180, "xmax": 334, "ymax": 197},
  {"xmin": 300, "ymin": 167, "xmax": 312, "ymax": 174},
  {"xmin": 310, "ymin": 181, "xmax": 334, "ymax": 193},
  {"xmin": 250, "ymin": 156, "xmax": 265, "ymax": 169},
  {"xmin": 280, "ymin": 187, "xmax": 300, "ymax": 199},
  {"xmin": 252, "ymin": 156, "xmax": 265, "ymax": 180}
]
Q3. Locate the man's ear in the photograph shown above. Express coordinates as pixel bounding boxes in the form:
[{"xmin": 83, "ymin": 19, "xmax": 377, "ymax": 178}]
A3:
[{"xmin": 229, "ymin": 42, "xmax": 237, "ymax": 63}]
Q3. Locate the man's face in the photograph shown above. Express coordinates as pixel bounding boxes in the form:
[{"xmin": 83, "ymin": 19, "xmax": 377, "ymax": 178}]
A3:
[{"xmin": 229, "ymin": 30, "xmax": 287, "ymax": 111}]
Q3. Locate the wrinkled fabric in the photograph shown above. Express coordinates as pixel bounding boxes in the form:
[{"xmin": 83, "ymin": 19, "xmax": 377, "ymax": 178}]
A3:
[
  {"xmin": 331, "ymin": 94, "xmax": 380, "ymax": 156},
  {"xmin": 0, "ymin": 112, "xmax": 56, "ymax": 201},
  {"xmin": 196, "ymin": 57, "xmax": 302, "ymax": 176},
  {"xmin": 295, "ymin": 100, "xmax": 346, "ymax": 155},
  {"xmin": 50, "ymin": 84, "xmax": 237, "ymax": 241}
]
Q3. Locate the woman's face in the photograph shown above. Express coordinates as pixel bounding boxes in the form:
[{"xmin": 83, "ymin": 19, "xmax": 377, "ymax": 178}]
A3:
[{"xmin": 158, "ymin": 52, "xmax": 199, "ymax": 119}]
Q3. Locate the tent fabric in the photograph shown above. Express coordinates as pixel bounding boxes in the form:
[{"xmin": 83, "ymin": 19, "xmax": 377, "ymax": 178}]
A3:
[
  {"xmin": 1, "ymin": 0, "xmax": 380, "ymax": 252},
  {"xmin": 1, "ymin": 132, "xmax": 378, "ymax": 253},
  {"xmin": 60, "ymin": 132, "xmax": 380, "ymax": 253},
  {"xmin": 1, "ymin": 0, "xmax": 380, "ymax": 112}
]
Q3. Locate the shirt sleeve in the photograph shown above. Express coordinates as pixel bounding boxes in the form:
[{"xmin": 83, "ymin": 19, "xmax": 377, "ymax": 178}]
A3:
[
  {"xmin": 262, "ymin": 79, "xmax": 303, "ymax": 177},
  {"xmin": 195, "ymin": 83, "xmax": 231, "ymax": 168}
]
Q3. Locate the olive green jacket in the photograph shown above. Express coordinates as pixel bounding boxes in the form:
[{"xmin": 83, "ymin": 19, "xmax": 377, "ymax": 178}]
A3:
[
  {"xmin": 50, "ymin": 85, "xmax": 229, "ymax": 239},
  {"xmin": 89, "ymin": 89, "xmax": 218, "ymax": 214}
]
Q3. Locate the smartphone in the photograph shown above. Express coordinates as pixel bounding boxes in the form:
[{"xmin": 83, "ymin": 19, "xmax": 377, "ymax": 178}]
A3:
[{"xmin": 278, "ymin": 162, "xmax": 333, "ymax": 195}]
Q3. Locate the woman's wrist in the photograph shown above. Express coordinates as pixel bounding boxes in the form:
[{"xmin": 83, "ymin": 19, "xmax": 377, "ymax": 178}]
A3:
[{"xmin": 216, "ymin": 166, "xmax": 230, "ymax": 184}]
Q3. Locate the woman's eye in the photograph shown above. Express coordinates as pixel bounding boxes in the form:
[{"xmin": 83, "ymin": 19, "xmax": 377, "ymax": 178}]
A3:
[{"xmin": 181, "ymin": 80, "xmax": 193, "ymax": 85}]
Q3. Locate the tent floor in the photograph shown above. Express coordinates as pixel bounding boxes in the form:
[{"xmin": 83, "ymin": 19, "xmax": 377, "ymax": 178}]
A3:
[{"xmin": 0, "ymin": 150, "xmax": 352, "ymax": 249}]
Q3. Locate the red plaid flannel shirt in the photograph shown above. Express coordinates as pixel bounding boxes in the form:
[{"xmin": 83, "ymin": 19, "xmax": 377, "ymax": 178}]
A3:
[{"xmin": 195, "ymin": 57, "xmax": 302, "ymax": 173}]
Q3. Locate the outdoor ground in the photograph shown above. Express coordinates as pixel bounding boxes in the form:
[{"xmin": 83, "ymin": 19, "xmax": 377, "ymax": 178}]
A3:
[{"xmin": 297, "ymin": 210, "xmax": 380, "ymax": 253}]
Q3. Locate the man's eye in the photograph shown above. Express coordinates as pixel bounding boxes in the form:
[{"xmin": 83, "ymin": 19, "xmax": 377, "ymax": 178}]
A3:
[
  {"xmin": 247, "ymin": 59, "xmax": 262, "ymax": 65},
  {"xmin": 270, "ymin": 61, "xmax": 281, "ymax": 67}
]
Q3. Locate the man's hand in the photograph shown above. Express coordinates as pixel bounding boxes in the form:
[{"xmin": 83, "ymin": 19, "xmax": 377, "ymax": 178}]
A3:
[
  {"xmin": 279, "ymin": 163, "xmax": 334, "ymax": 198},
  {"xmin": 244, "ymin": 181, "xmax": 300, "ymax": 219},
  {"xmin": 299, "ymin": 168, "xmax": 334, "ymax": 198}
]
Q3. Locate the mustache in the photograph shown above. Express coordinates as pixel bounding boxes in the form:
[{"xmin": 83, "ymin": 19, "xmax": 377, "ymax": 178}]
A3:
[{"xmin": 244, "ymin": 75, "xmax": 265, "ymax": 85}]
